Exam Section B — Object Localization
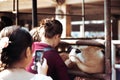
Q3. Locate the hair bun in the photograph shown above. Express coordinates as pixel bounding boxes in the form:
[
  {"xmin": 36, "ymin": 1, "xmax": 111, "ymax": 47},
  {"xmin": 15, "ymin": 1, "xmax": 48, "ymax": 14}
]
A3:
[{"xmin": 45, "ymin": 21, "xmax": 53, "ymax": 31}]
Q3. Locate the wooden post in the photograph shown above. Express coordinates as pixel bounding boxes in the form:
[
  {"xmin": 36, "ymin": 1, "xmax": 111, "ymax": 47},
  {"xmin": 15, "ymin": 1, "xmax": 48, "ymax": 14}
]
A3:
[
  {"xmin": 104, "ymin": 0, "xmax": 111, "ymax": 79},
  {"xmin": 32, "ymin": 0, "xmax": 38, "ymax": 28},
  {"xmin": 118, "ymin": 20, "xmax": 120, "ymax": 39},
  {"xmin": 80, "ymin": 0, "xmax": 85, "ymax": 37},
  {"xmin": 13, "ymin": 0, "xmax": 19, "ymax": 26},
  {"xmin": 55, "ymin": 5, "xmax": 71, "ymax": 38}
]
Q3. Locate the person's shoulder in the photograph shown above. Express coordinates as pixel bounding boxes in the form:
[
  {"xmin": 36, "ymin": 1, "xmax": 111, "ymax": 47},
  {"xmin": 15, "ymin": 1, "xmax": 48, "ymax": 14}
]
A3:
[
  {"xmin": 45, "ymin": 48, "xmax": 57, "ymax": 54},
  {"xmin": 0, "ymin": 78, "xmax": 3, "ymax": 80},
  {"xmin": 33, "ymin": 42, "xmax": 41, "ymax": 45},
  {"xmin": 0, "ymin": 70, "xmax": 11, "ymax": 80},
  {"xmin": 31, "ymin": 74, "xmax": 53, "ymax": 80},
  {"xmin": 0, "ymin": 70, "xmax": 9, "ymax": 78}
]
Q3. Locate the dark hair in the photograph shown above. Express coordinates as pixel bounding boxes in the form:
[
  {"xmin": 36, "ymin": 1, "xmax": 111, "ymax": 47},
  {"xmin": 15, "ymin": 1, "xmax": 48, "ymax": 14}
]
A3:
[
  {"xmin": 0, "ymin": 16, "xmax": 13, "ymax": 31},
  {"xmin": 1, "ymin": 16, "xmax": 13, "ymax": 27},
  {"xmin": 40, "ymin": 18, "xmax": 63, "ymax": 38},
  {"xmin": 0, "ymin": 26, "xmax": 33, "ymax": 69}
]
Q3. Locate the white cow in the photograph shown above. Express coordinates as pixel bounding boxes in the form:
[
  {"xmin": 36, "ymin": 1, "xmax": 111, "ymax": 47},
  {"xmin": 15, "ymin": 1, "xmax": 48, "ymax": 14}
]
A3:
[
  {"xmin": 68, "ymin": 46, "xmax": 104, "ymax": 73},
  {"xmin": 60, "ymin": 45, "xmax": 104, "ymax": 74}
]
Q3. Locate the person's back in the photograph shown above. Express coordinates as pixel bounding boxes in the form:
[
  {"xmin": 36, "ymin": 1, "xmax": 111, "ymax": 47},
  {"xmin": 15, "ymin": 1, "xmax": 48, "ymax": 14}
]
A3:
[
  {"xmin": 26, "ymin": 18, "xmax": 70, "ymax": 80},
  {"xmin": 26, "ymin": 42, "xmax": 70, "ymax": 80}
]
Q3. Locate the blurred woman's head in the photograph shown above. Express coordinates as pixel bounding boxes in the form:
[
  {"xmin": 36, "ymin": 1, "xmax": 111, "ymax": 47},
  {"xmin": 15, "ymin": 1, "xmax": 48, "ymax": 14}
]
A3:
[
  {"xmin": 29, "ymin": 27, "xmax": 41, "ymax": 42},
  {"xmin": 0, "ymin": 26, "xmax": 33, "ymax": 70},
  {"xmin": 39, "ymin": 18, "xmax": 63, "ymax": 47}
]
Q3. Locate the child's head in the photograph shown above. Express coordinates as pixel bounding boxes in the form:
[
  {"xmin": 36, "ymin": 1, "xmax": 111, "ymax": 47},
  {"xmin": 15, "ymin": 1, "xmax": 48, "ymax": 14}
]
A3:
[
  {"xmin": 39, "ymin": 18, "xmax": 63, "ymax": 38},
  {"xmin": 0, "ymin": 26, "xmax": 33, "ymax": 70}
]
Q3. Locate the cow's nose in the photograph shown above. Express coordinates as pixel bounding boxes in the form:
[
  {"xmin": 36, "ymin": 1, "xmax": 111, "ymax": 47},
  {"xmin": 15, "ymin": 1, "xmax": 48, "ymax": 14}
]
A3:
[{"xmin": 75, "ymin": 49, "xmax": 81, "ymax": 54}]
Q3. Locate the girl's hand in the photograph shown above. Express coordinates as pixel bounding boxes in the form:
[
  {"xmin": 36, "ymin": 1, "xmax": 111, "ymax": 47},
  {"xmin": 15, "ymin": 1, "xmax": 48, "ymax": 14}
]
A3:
[{"xmin": 37, "ymin": 58, "xmax": 48, "ymax": 75}]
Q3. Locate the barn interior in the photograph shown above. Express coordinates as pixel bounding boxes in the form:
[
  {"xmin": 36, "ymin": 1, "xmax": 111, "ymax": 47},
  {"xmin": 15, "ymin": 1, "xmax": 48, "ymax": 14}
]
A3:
[{"xmin": 0, "ymin": 0, "xmax": 120, "ymax": 80}]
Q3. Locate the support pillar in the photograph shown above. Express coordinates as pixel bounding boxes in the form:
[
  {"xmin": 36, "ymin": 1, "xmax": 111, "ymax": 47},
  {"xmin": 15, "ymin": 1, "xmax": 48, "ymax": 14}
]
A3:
[
  {"xmin": 32, "ymin": 0, "xmax": 38, "ymax": 28},
  {"xmin": 55, "ymin": 5, "xmax": 71, "ymax": 38},
  {"xmin": 80, "ymin": 0, "xmax": 85, "ymax": 37},
  {"xmin": 104, "ymin": 0, "xmax": 111, "ymax": 80},
  {"xmin": 118, "ymin": 20, "xmax": 120, "ymax": 39}
]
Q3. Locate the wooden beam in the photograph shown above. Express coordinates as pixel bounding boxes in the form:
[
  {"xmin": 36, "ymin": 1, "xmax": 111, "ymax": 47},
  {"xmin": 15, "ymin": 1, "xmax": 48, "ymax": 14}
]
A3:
[{"xmin": 0, "ymin": 0, "xmax": 104, "ymax": 11}]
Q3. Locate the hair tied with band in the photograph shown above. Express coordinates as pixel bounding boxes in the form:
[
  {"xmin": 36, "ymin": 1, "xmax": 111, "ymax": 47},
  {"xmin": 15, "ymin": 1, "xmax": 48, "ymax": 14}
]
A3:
[{"xmin": 0, "ymin": 37, "xmax": 11, "ymax": 53}]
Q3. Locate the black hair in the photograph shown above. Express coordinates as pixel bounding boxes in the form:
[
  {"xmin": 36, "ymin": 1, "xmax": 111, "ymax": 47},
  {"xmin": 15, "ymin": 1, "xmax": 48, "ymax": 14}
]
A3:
[
  {"xmin": 0, "ymin": 26, "xmax": 33, "ymax": 69},
  {"xmin": 0, "ymin": 16, "xmax": 13, "ymax": 31}
]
